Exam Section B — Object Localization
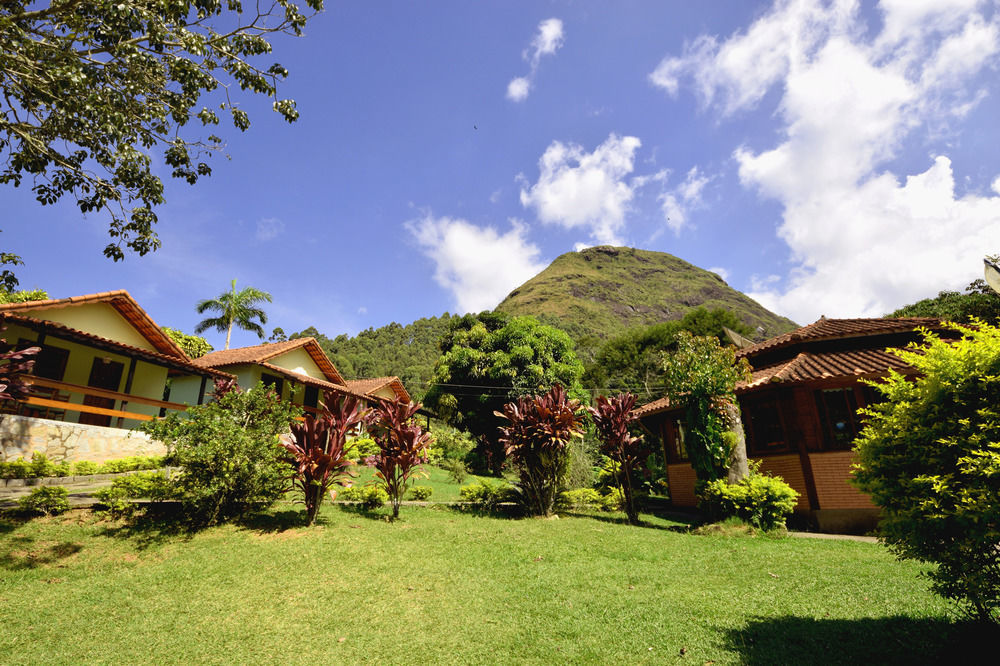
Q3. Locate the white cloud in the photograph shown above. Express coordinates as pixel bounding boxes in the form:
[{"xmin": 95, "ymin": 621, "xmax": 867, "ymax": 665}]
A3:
[
  {"xmin": 652, "ymin": 0, "xmax": 1000, "ymax": 322},
  {"xmin": 709, "ymin": 266, "xmax": 731, "ymax": 282},
  {"xmin": 659, "ymin": 167, "xmax": 710, "ymax": 233},
  {"xmin": 357, "ymin": 306, "xmax": 367, "ymax": 315},
  {"xmin": 520, "ymin": 133, "xmax": 642, "ymax": 245},
  {"xmin": 405, "ymin": 214, "xmax": 546, "ymax": 313},
  {"xmin": 255, "ymin": 217, "xmax": 285, "ymax": 241},
  {"xmin": 506, "ymin": 18, "xmax": 565, "ymax": 102}
]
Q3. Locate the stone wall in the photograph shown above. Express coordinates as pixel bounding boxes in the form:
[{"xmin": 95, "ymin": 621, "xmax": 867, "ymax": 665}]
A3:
[{"xmin": 0, "ymin": 414, "xmax": 166, "ymax": 463}]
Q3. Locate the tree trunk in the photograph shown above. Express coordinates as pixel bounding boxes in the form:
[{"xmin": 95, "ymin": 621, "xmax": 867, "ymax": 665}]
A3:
[
  {"xmin": 723, "ymin": 399, "xmax": 749, "ymax": 484},
  {"xmin": 225, "ymin": 321, "xmax": 233, "ymax": 350}
]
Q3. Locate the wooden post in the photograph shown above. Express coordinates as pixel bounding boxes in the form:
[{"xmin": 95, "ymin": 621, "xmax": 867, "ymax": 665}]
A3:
[
  {"xmin": 197, "ymin": 376, "xmax": 208, "ymax": 405},
  {"xmin": 116, "ymin": 357, "xmax": 138, "ymax": 428}
]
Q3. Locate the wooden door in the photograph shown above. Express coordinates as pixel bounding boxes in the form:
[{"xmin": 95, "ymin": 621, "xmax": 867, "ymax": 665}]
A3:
[{"xmin": 78, "ymin": 358, "xmax": 124, "ymax": 427}]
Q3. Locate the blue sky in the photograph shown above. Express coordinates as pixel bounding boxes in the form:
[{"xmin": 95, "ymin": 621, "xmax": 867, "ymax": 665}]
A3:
[{"xmin": 3, "ymin": 0, "xmax": 999, "ymax": 351}]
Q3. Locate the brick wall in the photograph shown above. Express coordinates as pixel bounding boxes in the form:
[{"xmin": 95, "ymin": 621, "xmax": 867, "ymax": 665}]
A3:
[
  {"xmin": 0, "ymin": 414, "xmax": 166, "ymax": 463},
  {"xmin": 666, "ymin": 463, "xmax": 698, "ymax": 507},
  {"xmin": 809, "ymin": 451, "xmax": 876, "ymax": 509},
  {"xmin": 755, "ymin": 454, "xmax": 811, "ymax": 511}
]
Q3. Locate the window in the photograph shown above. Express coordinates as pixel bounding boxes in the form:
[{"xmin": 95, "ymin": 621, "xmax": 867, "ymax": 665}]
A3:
[
  {"xmin": 304, "ymin": 385, "xmax": 319, "ymax": 409},
  {"xmin": 261, "ymin": 373, "xmax": 284, "ymax": 397},
  {"xmin": 815, "ymin": 388, "xmax": 861, "ymax": 450},
  {"xmin": 745, "ymin": 399, "xmax": 788, "ymax": 454},
  {"xmin": 18, "ymin": 339, "xmax": 69, "ymax": 381},
  {"xmin": 666, "ymin": 418, "xmax": 688, "ymax": 462}
]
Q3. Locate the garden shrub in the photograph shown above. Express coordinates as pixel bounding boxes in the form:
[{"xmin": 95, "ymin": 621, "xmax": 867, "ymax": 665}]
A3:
[
  {"xmin": 141, "ymin": 383, "xmax": 299, "ymax": 526},
  {"xmin": 339, "ymin": 485, "xmax": 388, "ymax": 510},
  {"xmin": 442, "ymin": 458, "xmax": 468, "ymax": 485},
  {"xmin": 18, "ymin": 485, "xmax": 70, "ymax": 516},
  {"xmin": 0, "ymin": 457, "xmax": 31, "ymax": 479},
  {"xmin": 699, "ymin": 468, "xmax": 798, "ymax": 531},
  {"xmin": 365, "ymin": 398, "xmax": 431, "ymax": 519},
  {"xmin": 429, "ymin": 424, "xmax": 476, "ymax": 463},
  {"xmin": 556, "ymin": 488, "xmax": 603, "ymax": 511},
  {"xmin": 565, "ymin": 437, "xmax": 598, "ymax": 491},
  {"xmin": 71, "ymin": 460, "xmax": 101, "ymax": 476},
  {"xmin": 853, "ymin": 321, "xmax": 1000, "ymax": 623},
  {"xmin": 600, "ymin": 487, "xmax": 626, "ymax": 512},
  {"xmin": 99, "ymin": 456, "xmax": 164, "ymax": 474},
  {"xmin": 407, "ymin": 485, "xmax": 433, "ymax": 500},
  {"xmin": 459, "ymin": 479, "xmax": 517, "ymax": 511},
  {"xmin": 94, "ymin": 471, "xmax": 174, "ymax": 520},
  {"xmin": 0, "ymin": 455, "xmax": 165, "ymax": 479},
  {"xmin": 345, "ymin": 436, "xmax": 379, "ymax": 461}
]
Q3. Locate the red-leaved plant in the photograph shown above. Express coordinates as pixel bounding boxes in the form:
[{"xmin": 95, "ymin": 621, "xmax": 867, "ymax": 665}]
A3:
[
  {"xmin": 365, "ymin": 398, "xmax": 431, "ymax": 519},
  {"xmin": 497, "ymin": 384, "xmax": 584, "ymax": 517},
  {"xmin": 282, "ymin": 391, "xmax": 365, "ymax": 525},
  {"xmin": 586, "ymin": 392, "xmax": 650, "ymax": 525},
  {"xmin": 0, "ymin": 328, "xmax": 39, "ymax": 403}
]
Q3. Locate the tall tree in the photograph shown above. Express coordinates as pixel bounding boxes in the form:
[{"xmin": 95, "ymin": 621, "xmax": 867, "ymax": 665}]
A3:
[
  {"xmin": 0, "ymin": 0, "xmax": 319, "ymax": 278},
  {"xmin": 423, "ymin": 312, "xmax": 584, "ymax": 474},
  {"xmin": 195, "ymin": 279, "xmax": 272, "ymax": 350},
  {"xmin": 162, "ymin": 327, "xmax": 213, "ymax": 359},
  {"xmin": 661, "ymin": 332, "xmax": 752, "ymax": 486},
  {"xmin": 888, "ymin": 278, "xmax": 1000, "ymax": 325}
]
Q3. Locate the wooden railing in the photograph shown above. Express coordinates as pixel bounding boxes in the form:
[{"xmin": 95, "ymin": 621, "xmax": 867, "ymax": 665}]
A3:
[{"xmin": 16, "ymin": 376, "xmax": 189, "ymax": 423}]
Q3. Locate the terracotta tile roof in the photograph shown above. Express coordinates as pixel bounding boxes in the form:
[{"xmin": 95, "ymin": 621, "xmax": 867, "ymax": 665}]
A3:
[
  {"xmin": 0, "ymin": 312, "xmax": 233, "ymax": 379},
  {"xmin": 256, "ymin": 363, "xmax": 373, "ymax": 402},
  {"xmin": 344, "ymin": 376, "xmax": 411, "ymax": 403},
  {"xmin": 192, "ymin": 338, "xmax": 345, "ymax": 384},
  {"xmin": 633, "ymin": 395, "xmax": 671, "ymax": 418},
  {"xmin": 736, "ymin": 317, "xmax": 945, "ymax": 359},
  {"xmin": 0, "ymin": 290, "xmax": 189, "ymax": 359}
]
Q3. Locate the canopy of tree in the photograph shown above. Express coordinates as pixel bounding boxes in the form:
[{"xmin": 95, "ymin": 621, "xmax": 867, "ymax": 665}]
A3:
[
  {"xmin": 423, "ymin": 312, "xmax": 584, "ymax": 472},
  {"xmin": 583, "ymin": 307, "xmax": 753, "ymax": 399},
  {"xmin": 195, "ymin": 279, "xmax": 271, "ymax": 350},
  {"xmin": 0, "ymin": 0, "xmax": 319, "ymax": 273},
  {"xmin": 0, "ymin": 288, "xmax": 47, "ymax": 304},
  {"xmin": 888, "ymin": 279, "xmax": 1000, "ymax": 325},
  {"xmin": 290, "ymin": 314, "xmax": 461, "ymax": 401},
  {"xmin": 162, "ymin": 327, "xmax": 213, "ymax": 359}
]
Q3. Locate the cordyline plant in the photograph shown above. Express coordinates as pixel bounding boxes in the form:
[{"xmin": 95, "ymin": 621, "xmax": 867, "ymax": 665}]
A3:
[
  {"xmin": 365, "ymin": 398, "xmax": 431, "ymax": 520},
  {"xmin": 586, "ymin": 392, "xmax": 650, "ymax": 525},
  {"xmin": 281, "ymin": 391, "xmax": 365, "ymax": 525},
  {"xmin": 0, "ymin": 336, "xmax": 38, "ymax": 402},
  {"xmin": 497, "ymin": 384, "xmax": 585, "ymax": 517}
]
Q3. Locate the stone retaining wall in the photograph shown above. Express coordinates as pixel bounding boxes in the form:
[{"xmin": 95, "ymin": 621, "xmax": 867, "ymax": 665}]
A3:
[{"xmin": 0, "ymin": 414, "xmax": 166, "ymax": 463}]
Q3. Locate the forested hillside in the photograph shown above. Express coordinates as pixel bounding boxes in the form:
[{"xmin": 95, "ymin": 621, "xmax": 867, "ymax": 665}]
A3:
[{"xmin": 290, "ymin": 314, "xmax": 460, "ymax": 401}]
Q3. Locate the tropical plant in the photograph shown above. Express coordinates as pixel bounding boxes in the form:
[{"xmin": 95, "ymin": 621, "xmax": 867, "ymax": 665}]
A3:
[
  {"xmin": 18, "ymin": 485, "xmax": 70, "ymax": 516},
  {"xmin": 195, "ymin": 279, "xmax": 273, "ymax": 349},
  {"xmin": 141, "ymin": 382, "xmax": 298, "ymax": 526},
  {"xmin": 365, "ymin": 398, "xmax": 432, "ymax": 519},
  {"xmin": 458, "ymin": 479, "xmax": 517, "ymax": 512},
  {"xmin": 162, "ymin": 327, "xmax": 213, "ymax": 358},
  {"xmin": 497, "ymin": 384, "xmax": 585, "ymax": 517},
  {"xmin": 661, "ymin": 332, "xmax": 752, "ymax": 486},
  {"xmin": 0, "ymin": 0, "xmax": 320, "ymax": 279},
  {"xmin": 586, "ymin": 392, "xmax": 650, "ymax": 525},
  {"xmin": 424, "ymin": 312, "xmax": 584, "ymax": 473},
  {"xmin": 0, "ymin": 332, "xmax": 38, "ymax": 403},
  {"xmin": 699, "ymin": 467, "xmax": 798, "ymax": 531},
  {"xmin": 281, "ymin": 392, "xmax": 364, "ymax": 525},
  {"xmin": 853, "ymin": 321, "xmax": 1000, "ymax": 623}
]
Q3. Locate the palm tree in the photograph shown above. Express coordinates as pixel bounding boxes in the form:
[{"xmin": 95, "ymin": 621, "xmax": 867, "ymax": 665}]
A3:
[{"xmin": 194, "ymin": 279, "xmax": 273, "ymax": 350}]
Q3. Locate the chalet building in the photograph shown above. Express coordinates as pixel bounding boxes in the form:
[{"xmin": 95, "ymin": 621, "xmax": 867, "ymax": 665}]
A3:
[
  {"xmin": 635, "ymin": 317, "xmax": 951, "ymax": 533},
  {"xmin": 0, "ymin": 291, "xmax": 231, "ymax": 462},
  {"xmin": 170, "ymin": 339, "xmax": 410, "ymax": 413}
]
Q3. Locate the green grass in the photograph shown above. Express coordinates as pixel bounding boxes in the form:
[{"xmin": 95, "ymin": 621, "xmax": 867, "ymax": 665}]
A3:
[
  {"xmin": 343, "ymin": 463, "xmax": 497, "ymax": 502},
  {"xmin": 0, "ymin": 503, "xmax": 985, "ymax": 664}
]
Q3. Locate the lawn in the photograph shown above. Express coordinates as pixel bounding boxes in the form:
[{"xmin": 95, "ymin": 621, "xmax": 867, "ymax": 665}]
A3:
[
  {"xmin": 0, "ymin": 504, "xmax": 984, "ymax": 665},
  {"xmin": 343, "ymin": 463, "xmax": 497, "ymax": 502}
]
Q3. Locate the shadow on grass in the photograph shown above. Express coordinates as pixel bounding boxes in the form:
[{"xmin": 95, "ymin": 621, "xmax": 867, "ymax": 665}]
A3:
[
  {"xmin": 238, "ymin": 509, "xmax": 307, "ymax": 533},
  {"xmin": 724, "ymin": 615, "xmax": 996, "ymax": 665},
  {"xmin": 556, "ymin": 509, "xmax": 695, "ymax": 532},
  {"xmin": 335, "ymin": 503, "xmax": 392, "ymax": 521},
  {"xmin": 0, "ymin": 533, "xmax": 83, "ymax": 570}
]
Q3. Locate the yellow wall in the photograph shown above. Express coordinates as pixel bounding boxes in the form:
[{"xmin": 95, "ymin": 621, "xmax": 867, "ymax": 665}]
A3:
[
  {"xmin": 9, "ymin": 323, "xmax": 169, "ymax": 428},
  {"xmin": 268, "ymin": 347, "xmax": 327, "ymax": 380},
  {"xmin": 372, "ymin": 386, "xmax": 396, "ymax": 400},
  {"xmin": 27, "ymin": 302, "xmax": 157, "ymax": 351}
]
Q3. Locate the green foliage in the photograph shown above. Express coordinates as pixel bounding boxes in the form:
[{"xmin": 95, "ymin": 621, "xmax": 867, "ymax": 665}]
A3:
[
  {"xmin": 699, "ymin": 471, "xmax": 798, "ymax": 531},
  {"xmin": 600, "ymin": 487, "xmax": 626, "ymax": 512},
  {"xmin": 0, "ymin": 457, "xmax": 30, "ymax": 479},
  {"xmin": 345, "ymin": 436, "xmax": 379, "ymax": 461},
  {"xmin": 853, "ymin": 322, "xmax": 1000, "ymax": 623},
  {"xmin": 889, "ymin": 279, "xmax": 1000, "ymax": 325},
  {"xmin": 429, "ymin": 424, "xmax": 476, "ymax": 462},
  {"xmin": 338, "ymin": 485, "xmax": 388, "ymax": 510},
  {"xmin": 564, "ymin": 437, "xmax": 598, "ymax": 490},
  {"xmin": 458, "ymin": 479, "xmax": 517, "ymax": 511},
  {"xmin": 424, "ymin": 311, "xmax": 584, "ymax": 472},
  {"xmin": 0, "ymin": 288, "xmax": 48, "ymax": 304},
  {"xmin": 162, "ymin": 327, "xmax": 213, "ymax": 358},
  {"xmin": 583, "ymin": 307, "xmax": 754, "ymax": 399},
  {"xmin": 71, "ymin": 460, "xmax": 100, "ymax": 476},
  {"xmin": 662, "ymin": 332, "xmax": 751, "ymax": 483},
  {"xmin": 495, "ymin": 246, "xmax": 797, "ymax": 342},
  {"xmin": 95, "ymin": 456, "xmax": 165, "ymax": 474},
  {"xmin": 141, "ymin": 383, "xmax": 299, "ymax": 526},
  {"xmin": 556, "ymin": 488, "xmax": 603, "ymax": 511},
  {"xmin": 0, "ymin": 454, "xmax": 164, "ymax": 478},
  {"xmin": 27, "ymin": 452, "xmax": 68, "ymax": 478},
  {"xmin": 441, "ymin": 458, "xmax": 469, "ymax": 485},
  {"xmin": 291, "ymin": 314, "xmax": 462, "ymax": 402},
  {"xmin": 0, "ymin": 0, "xmax": 319, "ymax": 271},
  {"xmin": 407, "ymin": 485, "xmax": 433, "ymax": 501},
  {"xmin": 498, "ymin": 385, "xmax": 586, "ymax": 517},
  {"xmin": 94, "ymin": 471, "xmax": 174, "ymax": 520},
  {"xmin": 17, "ymin": 485, "xmax": 70, "ymax": 516},
  {"xmin": 195, "ymin": 279, "xmax": 272, "ymax": 349}
]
